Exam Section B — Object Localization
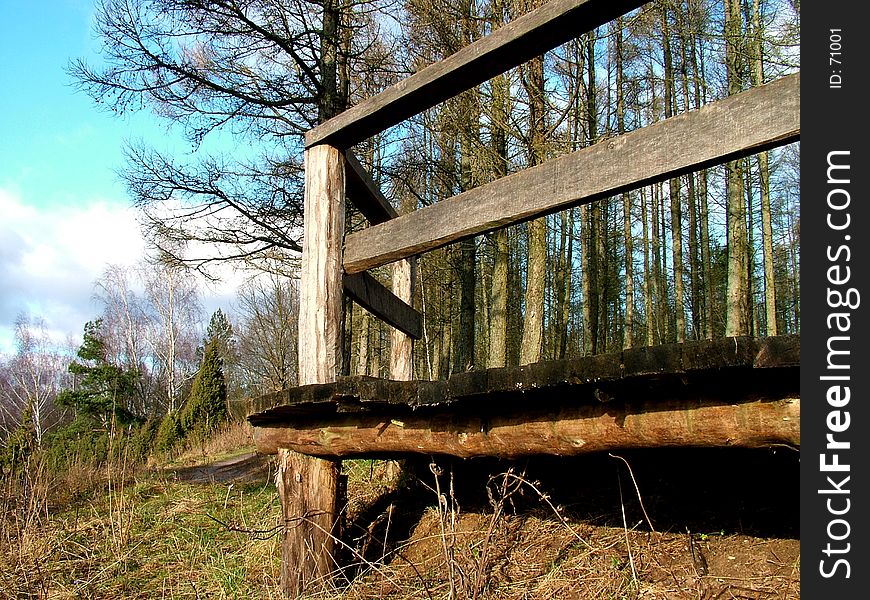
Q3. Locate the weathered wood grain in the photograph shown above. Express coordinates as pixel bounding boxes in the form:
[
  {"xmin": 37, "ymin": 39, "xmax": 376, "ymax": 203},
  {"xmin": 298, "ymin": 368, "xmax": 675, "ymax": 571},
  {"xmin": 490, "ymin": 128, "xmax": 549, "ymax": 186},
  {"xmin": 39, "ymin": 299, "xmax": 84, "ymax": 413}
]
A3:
[
  {"xmin": 277, "ymin": 449, "xmax": 340, "ymax": 596},
  {"xmin": 343, "ymin": 73, "xmax": 800, "ymax": 273},
  {"xmin": 344, "ymin": 151, "xmax": 398, "ymax": 224},
  {"xmin": 255, "ymin": 397, "xmax": 800, "ymax": 458},
  {"xmin": 247, "ymin": 335, "xmax": 799, "ymax": 419},
  {"xmin": 390, "ymin": 257, "xmax": 417, "ymax": 379},
  {"xmin": 298, "ymin": 144, "xmax": 346, "ymax": 384},
  {"xmin": 286, "ymin": 144, "xmax": 344, "ymax": 598},
  {"xmin": 343, "ymin": 271, "xmax": 422, "ymax": 339},
  {"xmin": 305, "ymin": 0, "xmax": 649, "ymax": 149}
]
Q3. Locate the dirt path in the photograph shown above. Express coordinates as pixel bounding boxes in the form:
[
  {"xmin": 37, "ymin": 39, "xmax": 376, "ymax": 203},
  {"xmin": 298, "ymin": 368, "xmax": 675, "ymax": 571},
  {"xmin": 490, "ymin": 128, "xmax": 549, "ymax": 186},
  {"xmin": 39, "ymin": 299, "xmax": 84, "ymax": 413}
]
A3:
[{"xmin": 167, "ymin": 452, "xmax": 273, "ymax": 484}]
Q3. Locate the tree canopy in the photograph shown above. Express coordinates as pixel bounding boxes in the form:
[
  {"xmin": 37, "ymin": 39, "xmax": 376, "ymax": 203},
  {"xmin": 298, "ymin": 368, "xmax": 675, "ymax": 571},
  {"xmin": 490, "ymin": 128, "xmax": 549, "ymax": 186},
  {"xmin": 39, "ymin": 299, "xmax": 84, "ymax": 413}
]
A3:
[{"xmin": 71, "ymin": 0, "xmax": 399, "ymax": 275}]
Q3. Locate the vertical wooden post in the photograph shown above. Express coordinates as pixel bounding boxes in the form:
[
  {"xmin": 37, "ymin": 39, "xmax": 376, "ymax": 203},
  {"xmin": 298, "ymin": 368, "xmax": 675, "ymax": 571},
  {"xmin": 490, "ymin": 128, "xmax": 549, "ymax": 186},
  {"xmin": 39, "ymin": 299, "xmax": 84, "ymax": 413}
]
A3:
[
  {"xmin": 279, "ymin": 143, "xmax": 345, "ymax": 598},
  {"xmin": 387, "ymin": 255, "xmax": 415, "ymax": 483},
  {"xmin": 298, "ymin": 144, "xmax": 346, "ymax": 386},
  {"xmin": 390, "ymin": 257, "xmax": 416, "ymax": 380}
]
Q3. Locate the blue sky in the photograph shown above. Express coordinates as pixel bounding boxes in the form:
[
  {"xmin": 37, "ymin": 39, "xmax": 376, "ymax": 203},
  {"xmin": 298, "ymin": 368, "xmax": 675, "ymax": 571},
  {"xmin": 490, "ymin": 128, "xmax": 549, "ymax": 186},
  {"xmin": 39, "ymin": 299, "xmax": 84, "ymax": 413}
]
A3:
[{"xmin": 0, "ymin": 1, "xmax": 235, "ymax": 354}]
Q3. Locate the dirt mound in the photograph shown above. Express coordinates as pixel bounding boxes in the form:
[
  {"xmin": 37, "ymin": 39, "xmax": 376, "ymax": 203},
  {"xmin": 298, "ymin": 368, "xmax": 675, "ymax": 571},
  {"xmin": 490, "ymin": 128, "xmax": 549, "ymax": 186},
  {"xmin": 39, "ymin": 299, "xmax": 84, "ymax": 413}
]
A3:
[
  {"xmin": 339, "ymin": 448, "xmax": 800, "ymax": 599},
  {"xmin": 347, "ymin": 510, "xmax": 799, "ymax": 599}
]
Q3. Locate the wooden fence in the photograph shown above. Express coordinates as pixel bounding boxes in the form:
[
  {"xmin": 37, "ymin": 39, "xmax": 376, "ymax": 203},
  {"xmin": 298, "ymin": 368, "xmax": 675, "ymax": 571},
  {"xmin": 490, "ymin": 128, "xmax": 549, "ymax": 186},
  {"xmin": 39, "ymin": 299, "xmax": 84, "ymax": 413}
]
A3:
[{"xmin": 259, "ymin": 0, "xmax": 800, "ymax": 595}]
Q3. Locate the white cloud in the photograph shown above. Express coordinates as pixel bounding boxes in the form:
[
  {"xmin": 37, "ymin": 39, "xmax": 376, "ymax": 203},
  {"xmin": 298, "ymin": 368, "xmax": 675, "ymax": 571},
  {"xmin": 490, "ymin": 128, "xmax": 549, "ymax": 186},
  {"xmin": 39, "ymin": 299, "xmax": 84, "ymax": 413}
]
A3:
[
  {"xmin": 0, "ymin": 187, "xmax": 254, "ymax": 357},
  {"xmin": 0, "ymin": 187, "xmax": 145, "ymax": 354}
]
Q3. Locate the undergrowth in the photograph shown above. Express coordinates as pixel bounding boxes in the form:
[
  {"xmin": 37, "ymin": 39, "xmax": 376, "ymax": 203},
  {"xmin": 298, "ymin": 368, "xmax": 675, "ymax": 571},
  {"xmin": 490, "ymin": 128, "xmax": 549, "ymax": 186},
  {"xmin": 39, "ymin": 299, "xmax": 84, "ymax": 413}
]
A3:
[{"xmin": 0, "ymin": 425, "xmax": 801, "ymax": 600}]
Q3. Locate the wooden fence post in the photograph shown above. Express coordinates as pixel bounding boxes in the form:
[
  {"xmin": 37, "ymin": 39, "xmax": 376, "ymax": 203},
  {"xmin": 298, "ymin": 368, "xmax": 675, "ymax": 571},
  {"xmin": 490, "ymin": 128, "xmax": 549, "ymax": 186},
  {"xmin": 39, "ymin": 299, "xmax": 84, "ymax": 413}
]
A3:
[
  {"xmin": 279, "ymin": 143, "xmax": 345, "ymax": 597},
  {"xmin": 390, "ymin": 257, "xmax": 416, "ymax": 381}
]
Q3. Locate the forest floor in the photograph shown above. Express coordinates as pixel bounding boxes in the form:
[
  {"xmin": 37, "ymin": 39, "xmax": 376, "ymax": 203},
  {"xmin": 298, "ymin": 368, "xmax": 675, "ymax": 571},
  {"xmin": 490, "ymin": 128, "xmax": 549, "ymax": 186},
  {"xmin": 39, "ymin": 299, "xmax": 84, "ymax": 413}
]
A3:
[{"xmin": 0, "ymin": 423, "xmax": 800, "ymax": 599}]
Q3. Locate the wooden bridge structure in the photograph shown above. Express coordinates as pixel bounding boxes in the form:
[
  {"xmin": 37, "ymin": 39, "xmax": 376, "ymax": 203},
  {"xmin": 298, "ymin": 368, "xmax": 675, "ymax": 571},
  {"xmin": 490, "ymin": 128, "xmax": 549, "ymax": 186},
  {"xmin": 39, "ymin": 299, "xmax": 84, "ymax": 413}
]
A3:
[{"xmin": 246, "ymin": 0, "xmax": 801, "ymax": 595}]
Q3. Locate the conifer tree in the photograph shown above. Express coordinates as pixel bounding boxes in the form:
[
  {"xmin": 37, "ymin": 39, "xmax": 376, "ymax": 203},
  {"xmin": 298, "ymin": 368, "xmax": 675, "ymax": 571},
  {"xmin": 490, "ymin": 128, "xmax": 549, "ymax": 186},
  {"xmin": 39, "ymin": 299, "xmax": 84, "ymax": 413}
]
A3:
[
  {"xmin": 56, "ymin": 320, "xmax": 140, "ymax": 427},
  {"xmin": 180, "ymin": 341, "xmax": 228, "ymax": 439}
]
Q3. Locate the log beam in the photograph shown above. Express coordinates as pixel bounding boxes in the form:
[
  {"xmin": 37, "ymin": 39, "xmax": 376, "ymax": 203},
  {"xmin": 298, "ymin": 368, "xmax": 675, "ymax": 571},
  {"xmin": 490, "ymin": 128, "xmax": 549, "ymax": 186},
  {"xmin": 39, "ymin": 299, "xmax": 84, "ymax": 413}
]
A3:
[{"xmin": 255, "ymin": 397, "xmax": 800, "ymax": 459}]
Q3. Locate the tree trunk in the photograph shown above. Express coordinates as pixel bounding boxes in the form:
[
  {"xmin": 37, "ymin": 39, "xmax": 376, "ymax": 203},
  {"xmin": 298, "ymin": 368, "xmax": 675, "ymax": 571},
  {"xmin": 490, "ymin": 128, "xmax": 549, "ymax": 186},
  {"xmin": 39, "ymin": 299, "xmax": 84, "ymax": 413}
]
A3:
[
  {"xmin": 641, "ymin": 187, "xmax": 655, "ymax": 346},
  {"xmin": 554, "ymin": 210, "xmax": 574, "ymax": 359},
  {"xmin": 724, "ymin": 0, "xmax": 749, "ymax": 337},
  {"xmin": 580, "ymin": 32, "xmax": 600, "ymax": 356},
  {"xmin": 454, "ymin": 237, "xmax": 476, "ymax": 372},
  {"xmin": 650, "ymin": 184, "xmax": 662, "ymax": 344},
  {"xmin": 677, "ymin": 12, "xmax": 701, "ymax": 340},
  {"xmin": 688, "ymin": 19, "xmax": 715, "ymax": 340},
  {"xmin": 318, "ymin": 0, "xmax": 342, "ymax": 121},
  {"xmin": 356, "ymin": 308, "xmax": 369, "ymax": 376},
  {"xmin": 615, "ymin": 17, "xmax": 634, "ymax": 350},
  {"xmin": 751, "ymin": 0, "xmax": 777, "ymax": 336},
  {"xmin": 661, "ymin": 6, "xmax": 685, "ymax": 343},
  {"xmin": 518, "ymin": 3, "xmax": 548, "ymax": 365},
  {"xmin": 487, "ymin": 0, "xmax": 510, "ymax": 368}
]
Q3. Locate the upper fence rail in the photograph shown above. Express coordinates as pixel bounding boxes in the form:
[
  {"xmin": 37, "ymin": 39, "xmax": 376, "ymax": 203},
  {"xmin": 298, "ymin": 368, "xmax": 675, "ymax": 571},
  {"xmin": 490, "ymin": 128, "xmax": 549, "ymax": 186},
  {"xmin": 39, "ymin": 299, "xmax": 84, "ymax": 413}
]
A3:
[
  {"xmin": 305, "ymin": 0, "xmax": 650, "ymax": 149},
  {"xmin": 342, "ymin": 73, "xmax": 800, "ymax": 274}
]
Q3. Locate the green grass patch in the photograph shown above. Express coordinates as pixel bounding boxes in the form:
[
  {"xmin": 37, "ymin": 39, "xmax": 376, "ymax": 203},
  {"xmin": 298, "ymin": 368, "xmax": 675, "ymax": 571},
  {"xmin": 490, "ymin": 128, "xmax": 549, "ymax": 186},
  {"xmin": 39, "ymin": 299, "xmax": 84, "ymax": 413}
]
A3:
[{"xmin": 1, "ymin": 470, "xmax": 282, "ymax": 599}]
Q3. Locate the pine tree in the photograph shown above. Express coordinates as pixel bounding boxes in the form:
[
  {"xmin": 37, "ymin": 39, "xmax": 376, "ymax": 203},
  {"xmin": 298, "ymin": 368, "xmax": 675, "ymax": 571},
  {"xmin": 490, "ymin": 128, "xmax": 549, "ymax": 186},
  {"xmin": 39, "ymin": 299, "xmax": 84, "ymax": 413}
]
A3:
[
  {"xmin": 203, "ymin": 309, "xmax": 236, "ymax": 364},
  {"xmin": 0, "ymin": 402, "xmax": 37, "ymax": 474},
  {"xmin": 180, "ymin": 341, "xmax": 228, "ymax": 440},
  {"xmin": 56, "ymin": 320, "xmax": 140, "ymax": 427}
]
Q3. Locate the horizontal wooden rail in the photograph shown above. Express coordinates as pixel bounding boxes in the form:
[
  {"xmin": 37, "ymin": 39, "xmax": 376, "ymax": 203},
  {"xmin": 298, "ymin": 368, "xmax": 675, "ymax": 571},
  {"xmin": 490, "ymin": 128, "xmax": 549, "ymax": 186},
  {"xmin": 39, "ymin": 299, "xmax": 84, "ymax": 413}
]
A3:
[
  {"xmin": 305, "ymin": 0, "xmax": 649, "ymax": 149},
  {"xmin": 343, "ymin": 272, "xmax": 422, "ymax": 339},
  {"xmin": 343, "ymin": 72, "xmax": 800, "ymax": 273},
  {"xmin": 250, "ymin": 336, "xmax": 800, "ymax": 458},
  {"xmin": 345, "ymin": 151, "xmax": 397, "ymax": 224}
]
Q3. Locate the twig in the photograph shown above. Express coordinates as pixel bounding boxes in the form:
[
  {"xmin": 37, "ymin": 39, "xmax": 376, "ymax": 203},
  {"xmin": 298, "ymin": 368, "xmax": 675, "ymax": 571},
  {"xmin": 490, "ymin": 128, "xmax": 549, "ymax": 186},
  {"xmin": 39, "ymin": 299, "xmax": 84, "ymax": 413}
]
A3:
[
  {"xmin": 204, "ymin": 512, "xmax": 287, "ymax": 540},
  {"xmin": 499, "ymin": 472, "xmax": 596, "ymax": 551},
  {"xmin": 609, "ymin": 453, "xmax": 656, "ymax": 535},
  {"xmin": 616, "ymin": 472, "xmax": 639, "ymax": 587}
]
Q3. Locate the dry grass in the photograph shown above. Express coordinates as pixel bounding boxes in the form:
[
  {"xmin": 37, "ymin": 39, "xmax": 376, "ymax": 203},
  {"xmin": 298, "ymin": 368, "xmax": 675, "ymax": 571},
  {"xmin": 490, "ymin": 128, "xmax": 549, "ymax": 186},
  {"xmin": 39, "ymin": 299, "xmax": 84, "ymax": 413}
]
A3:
[
  {"xmin": 1, "ymin": 442, "xmax": 281, "ymax": 599},
  {"xmin": 0, "ymin": 444, "xmax": 800, "ymax": 599}
]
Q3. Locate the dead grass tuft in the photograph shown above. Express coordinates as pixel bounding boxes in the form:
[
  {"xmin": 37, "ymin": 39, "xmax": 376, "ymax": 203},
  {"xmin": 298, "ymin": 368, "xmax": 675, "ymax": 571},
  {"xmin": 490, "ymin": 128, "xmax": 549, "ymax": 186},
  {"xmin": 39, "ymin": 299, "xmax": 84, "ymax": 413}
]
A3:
[{"xmin": 1, "ymin": 447, "xmax": 800, "ymax": 599}]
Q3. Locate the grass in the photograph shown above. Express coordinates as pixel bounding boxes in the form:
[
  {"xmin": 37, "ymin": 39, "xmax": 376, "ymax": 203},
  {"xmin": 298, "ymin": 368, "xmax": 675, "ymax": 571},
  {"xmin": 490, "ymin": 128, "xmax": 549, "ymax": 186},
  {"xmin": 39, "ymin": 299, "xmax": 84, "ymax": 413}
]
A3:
[
  {"xmin": 1, "ymin": 463, "xmax": 282, "ymax": 599},
  {"xmin": 0, "ymin": 420, "xmax": 282, "ymax": 599},
  {"xmin": 1, "ymin": 431, "xmax": 801, "ymax": 600}
]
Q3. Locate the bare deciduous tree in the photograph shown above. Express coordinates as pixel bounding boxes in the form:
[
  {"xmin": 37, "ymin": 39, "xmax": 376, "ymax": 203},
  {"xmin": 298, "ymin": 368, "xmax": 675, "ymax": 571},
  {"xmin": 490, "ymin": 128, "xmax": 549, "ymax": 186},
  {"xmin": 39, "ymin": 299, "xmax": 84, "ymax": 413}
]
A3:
[
  {"xmin": 235, "ymin": 275, "xmax": 300, "ymax": 394},
  {"xmin": 0, "ymin": 315, "xmax": 68, "ymax": 445}
]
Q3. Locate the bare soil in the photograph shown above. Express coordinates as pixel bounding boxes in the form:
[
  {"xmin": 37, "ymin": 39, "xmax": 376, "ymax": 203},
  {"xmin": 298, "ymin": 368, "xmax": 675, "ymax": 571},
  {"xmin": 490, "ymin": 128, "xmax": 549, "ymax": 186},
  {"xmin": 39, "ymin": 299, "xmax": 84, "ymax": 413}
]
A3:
[
  {"xmin": 341, "ymin": 448, "xmax": 800, "ymax": 599},
  {"xmin": 159, "ymin": 446, "xmax": 800, "ymax": 598}
]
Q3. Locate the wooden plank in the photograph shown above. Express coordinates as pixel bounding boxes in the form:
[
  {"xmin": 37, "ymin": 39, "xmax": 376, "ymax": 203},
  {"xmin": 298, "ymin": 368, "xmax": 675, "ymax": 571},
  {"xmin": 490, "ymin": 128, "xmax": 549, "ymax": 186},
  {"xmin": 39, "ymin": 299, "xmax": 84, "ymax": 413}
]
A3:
[
  {"xmin": 343, "ymin": 73, "xmax": 800, "ymax": 274},
  {"xmin": 344, "ymin": 272, "xmax": 422, "ymax": 340},
  {"xmin": 305, "ymin": 0, "xmax": 650, "ymax": 149},
  {"xmin": 247, "ymin": 335, "xmax": 800, "ymax": 419},
  {"xmin": 344, "ymin": 151, "xmax": 397, "ymax": 224},
  {"xmin": 254, "ymin": 397, "xmax": 800, "ymax": 458}
]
